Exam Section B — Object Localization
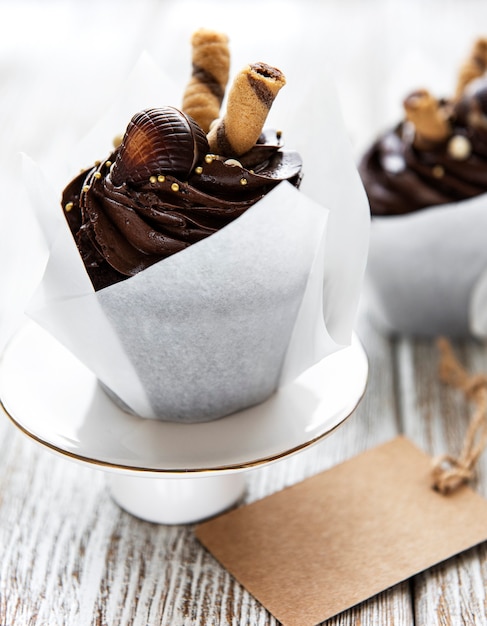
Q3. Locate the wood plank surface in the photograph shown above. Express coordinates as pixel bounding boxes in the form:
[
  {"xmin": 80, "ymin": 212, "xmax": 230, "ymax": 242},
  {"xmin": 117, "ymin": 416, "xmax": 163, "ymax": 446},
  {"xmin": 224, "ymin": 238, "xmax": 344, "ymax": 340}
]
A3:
[
  {"xmin": 1, "ymin": 1, "xmax": 487, "ymax": 624},
  {"xmin": 397, "ymin": 337, "xmax": 487, "ymax": 626}
]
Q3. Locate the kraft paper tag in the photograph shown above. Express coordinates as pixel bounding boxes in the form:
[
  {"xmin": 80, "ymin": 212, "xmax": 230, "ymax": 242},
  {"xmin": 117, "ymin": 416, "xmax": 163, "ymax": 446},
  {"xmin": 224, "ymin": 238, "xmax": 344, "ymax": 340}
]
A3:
[{"xmin": 195, "ymin": 437, "xmax": 487, "ymax": 626}]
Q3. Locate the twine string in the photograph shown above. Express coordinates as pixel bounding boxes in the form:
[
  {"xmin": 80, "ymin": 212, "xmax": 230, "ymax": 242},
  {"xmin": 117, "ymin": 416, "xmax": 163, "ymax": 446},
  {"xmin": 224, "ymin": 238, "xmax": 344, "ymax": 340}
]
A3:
[{"xmin": 431, "ymin": 337, "xmax": 487, "ymax": 494}]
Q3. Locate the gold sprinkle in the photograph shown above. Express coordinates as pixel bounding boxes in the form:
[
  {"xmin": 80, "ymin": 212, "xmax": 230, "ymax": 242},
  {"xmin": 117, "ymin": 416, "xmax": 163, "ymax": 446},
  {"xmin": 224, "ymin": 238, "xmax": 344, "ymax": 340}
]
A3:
[
  {"xmin": 432, "ymin": 165, "xmax": 445, "ymax": 178},
  {"xmin": 447, "ymin": 135, "xmax": 472, "ymax": 160},
  {"xmin": 157, "ymin": 175, "xmax": 165, "ymax": 183},
  {"xmin": 171, "ymin": 182, "xmax": 180, "ymax": 192},
  {"xmin": 105, "ymin": 160, "xmax": 112, "ymax": 168},
  {"xmin": 240, "ymin": 178, "xmax": 248, "ymax": 186},
  {"xmin": 94, "ymin": 160, "xmax": 101, "ymax": 166},
  {"xmin": 93, "ymin": 172, "xmax": 102, "ymax": 180},
  {"xmin": 64, "ymin": 202, "xmax": 74, "ymax": 212},
  {"xmin": 205, "ymin": 154, "xmax": 215, "ymax": 163},
  {"xmin": 195, "ymin": 166, "xmax": 203, "ymax": 175},
  {"xmin": 82, "ymin": 185, "xmax": 90, "ymax": 193},
  {"xmin": 149, "ymin": 176, "xmax": 157, "ymax": 184}
]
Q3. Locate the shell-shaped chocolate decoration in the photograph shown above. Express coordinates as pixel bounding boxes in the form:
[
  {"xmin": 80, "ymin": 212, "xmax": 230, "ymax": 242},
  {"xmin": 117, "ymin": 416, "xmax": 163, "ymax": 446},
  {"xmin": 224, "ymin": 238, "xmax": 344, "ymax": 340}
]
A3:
[{"xmin": 110, "ymin": 106, "xmax": 209, "ymax": 187}]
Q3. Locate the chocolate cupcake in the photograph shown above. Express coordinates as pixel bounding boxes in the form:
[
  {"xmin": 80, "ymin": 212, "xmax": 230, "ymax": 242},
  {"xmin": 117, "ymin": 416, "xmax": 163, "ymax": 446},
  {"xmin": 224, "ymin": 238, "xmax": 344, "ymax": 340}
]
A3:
[
  {"xmin": 359, "ymin": 38, "xmax": 487, "ymax": 336},
  {"xmin": 25, "ymin": 31, "xmax": 369, "ymax": 422}
]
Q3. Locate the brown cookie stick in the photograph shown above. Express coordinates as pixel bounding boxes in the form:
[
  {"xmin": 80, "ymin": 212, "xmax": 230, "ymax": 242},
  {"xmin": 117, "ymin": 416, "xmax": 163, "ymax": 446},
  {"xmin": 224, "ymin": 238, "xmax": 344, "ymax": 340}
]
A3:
[
  {"xmin": 403, "ymin": 89, "xmax": 451, "ymax": 150},
  {"xmin": 207, "ymin": 62, "xmax": 286, "ymax": 157},
  {"xmin": 182, "ymin": 29, "xmax": 230, "ymax": 133},
  {"xmin": 455, "ymin": 37, "xmax": 487, "ymax": 99}
]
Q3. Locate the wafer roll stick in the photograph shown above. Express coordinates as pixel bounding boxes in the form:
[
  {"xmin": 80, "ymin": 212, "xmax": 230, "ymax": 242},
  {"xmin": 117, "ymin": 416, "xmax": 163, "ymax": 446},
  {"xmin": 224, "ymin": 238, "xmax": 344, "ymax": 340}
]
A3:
[
  {"xmin": 456, "ymin": 38, "xmax": 487, "ymax": 99},
  {"xmin": 403, "ymin": 89, "xmax": 451, "ymax": 149},
  {"xmin": 182, "ymin": 29, "xmax": 230, "ymax": 133},
  {"xmin": 207, "ymin": 62, "xmax": 286, "ymax": 157}
]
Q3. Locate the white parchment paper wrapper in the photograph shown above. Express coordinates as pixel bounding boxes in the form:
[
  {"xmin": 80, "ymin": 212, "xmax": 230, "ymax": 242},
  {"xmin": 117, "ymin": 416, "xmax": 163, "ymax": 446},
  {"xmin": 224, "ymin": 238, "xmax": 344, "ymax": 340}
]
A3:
[
  {"xmin": 470, "ymin": 239, "xmax": 487, "ymax": 338},
  {"xmin": 363, "ymin": 192, "xmax": 487, "ymax": 337},
  {"xmin": 22, "ymin": 55, "xmax": 369, "ymax": 422}
]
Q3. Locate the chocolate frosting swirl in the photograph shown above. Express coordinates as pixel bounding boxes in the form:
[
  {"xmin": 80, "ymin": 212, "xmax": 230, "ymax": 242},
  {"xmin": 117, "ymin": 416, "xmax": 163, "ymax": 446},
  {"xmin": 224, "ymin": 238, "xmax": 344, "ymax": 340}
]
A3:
[
  {"xmin": 62, "ymin": 112, "xmax": 302, "ymax": 291},
  {"xmin": 359, "ymin": 78, "xmax": 487, "ymax": 217}
]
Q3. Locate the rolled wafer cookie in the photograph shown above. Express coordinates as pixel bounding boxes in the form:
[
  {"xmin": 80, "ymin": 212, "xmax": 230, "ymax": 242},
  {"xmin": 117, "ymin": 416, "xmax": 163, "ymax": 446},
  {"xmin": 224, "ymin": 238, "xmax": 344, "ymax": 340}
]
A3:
[
  {"xmin": 182, "ymin": 29, "xmax": 230, "ymax": 133},
  {"xmin": 455, "ymin": 37, "xmax": 487, "ymax": 99},
  {"xmin": 207, "ymin": 62, "xmax": 286, "ymax": 157},
  {"xmin": 403, "ymin": 89, "xmax": 451, "ymax": 149}
]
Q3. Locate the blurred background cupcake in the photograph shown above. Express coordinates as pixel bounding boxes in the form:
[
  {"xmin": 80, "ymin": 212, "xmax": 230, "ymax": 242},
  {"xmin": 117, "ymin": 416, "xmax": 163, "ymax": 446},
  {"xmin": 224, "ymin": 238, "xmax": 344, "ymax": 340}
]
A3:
[{"xmin": 359, "ymin": 37, "xmax": 487, "ymax": 336}]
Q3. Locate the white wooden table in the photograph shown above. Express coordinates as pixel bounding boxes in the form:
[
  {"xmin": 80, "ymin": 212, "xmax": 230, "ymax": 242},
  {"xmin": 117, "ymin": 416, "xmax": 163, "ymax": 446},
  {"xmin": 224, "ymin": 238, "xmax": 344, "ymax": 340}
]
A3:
[{"xmin": 1, "ymin": 1, "xmax": 487, "ymax": 624}]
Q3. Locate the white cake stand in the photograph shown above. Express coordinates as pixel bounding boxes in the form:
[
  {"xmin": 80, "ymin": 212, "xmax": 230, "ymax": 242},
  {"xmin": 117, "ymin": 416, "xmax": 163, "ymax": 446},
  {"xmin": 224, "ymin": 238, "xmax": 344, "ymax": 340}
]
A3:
[{"xmin": 0, "ymin": 322, "xmax": 368, "ymax": 524}]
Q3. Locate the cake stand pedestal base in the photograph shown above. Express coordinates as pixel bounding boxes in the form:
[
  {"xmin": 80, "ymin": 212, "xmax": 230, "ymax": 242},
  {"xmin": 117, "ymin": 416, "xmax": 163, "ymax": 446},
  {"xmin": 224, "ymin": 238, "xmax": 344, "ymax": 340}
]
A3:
[
  {"xmin": 108, "ymin": 472, "xmax": 246, "ymax": 524},
  {"xmin": 0, "ymin": 322, "xmax": 368, "ymax": 525}
]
